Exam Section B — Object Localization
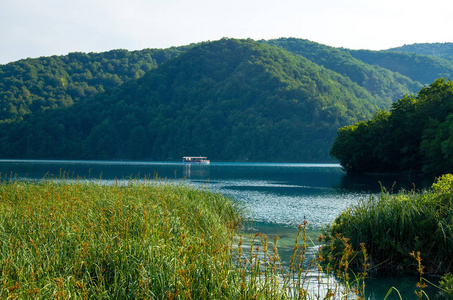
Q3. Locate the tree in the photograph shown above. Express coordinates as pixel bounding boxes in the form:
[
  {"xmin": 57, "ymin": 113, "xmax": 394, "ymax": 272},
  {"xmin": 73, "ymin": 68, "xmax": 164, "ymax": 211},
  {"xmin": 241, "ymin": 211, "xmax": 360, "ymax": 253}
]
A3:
[{"xmin": 331, "ymin": 78, "xmax": 453, "ymax": 175}]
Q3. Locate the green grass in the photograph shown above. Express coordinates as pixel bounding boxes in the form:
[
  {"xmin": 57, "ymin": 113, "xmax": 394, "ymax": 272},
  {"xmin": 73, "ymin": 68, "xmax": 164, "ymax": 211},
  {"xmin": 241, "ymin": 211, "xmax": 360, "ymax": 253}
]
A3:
[
  {"xmin": 0, "ymin": 177, "xmax": 244, "ymax": 299},
  {"xmin": 3, "ymin": 175, "xmax": 437, "ymax": 299},
  {"xmin": 325, "ymin": 174, "xmax": 453, "ymax": 275}
]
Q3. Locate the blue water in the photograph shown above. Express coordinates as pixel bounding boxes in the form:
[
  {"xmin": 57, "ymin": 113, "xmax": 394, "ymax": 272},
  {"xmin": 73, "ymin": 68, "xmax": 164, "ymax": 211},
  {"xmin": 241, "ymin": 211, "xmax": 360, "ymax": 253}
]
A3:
[
  {"xmin": 0, "ymin": 160, "xmax": 432, "ymax": 228},
  {"xmin": 0, "ymin": 160, "xmax": 439, "ymax": 299}
]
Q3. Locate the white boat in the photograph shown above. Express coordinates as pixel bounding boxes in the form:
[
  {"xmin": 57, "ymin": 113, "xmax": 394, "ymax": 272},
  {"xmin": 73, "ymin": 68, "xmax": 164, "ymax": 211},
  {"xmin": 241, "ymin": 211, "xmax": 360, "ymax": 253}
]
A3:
[{"xmin": 182, "ymin": 156, "xmax": 210, "ymax": 164}]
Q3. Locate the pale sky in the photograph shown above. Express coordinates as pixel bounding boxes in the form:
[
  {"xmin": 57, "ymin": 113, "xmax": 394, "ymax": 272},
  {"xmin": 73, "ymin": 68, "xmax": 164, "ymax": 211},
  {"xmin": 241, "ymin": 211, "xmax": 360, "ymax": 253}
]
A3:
[{"xmin": 1, "ymin": 0, "xmax": 452, "ymax": 65}]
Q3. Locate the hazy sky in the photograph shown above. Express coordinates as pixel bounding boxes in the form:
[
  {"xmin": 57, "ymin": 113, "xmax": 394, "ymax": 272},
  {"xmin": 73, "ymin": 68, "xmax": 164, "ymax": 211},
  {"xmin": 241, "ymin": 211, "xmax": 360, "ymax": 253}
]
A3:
[{"xmin": 1, "ymin": 0, "xmax": 452, "ymax": 64}]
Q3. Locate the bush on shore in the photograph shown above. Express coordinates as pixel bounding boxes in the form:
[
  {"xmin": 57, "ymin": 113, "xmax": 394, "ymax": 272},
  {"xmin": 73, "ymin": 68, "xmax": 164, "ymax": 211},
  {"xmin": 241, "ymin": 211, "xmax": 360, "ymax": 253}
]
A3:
[{"xmin": 325, "ymin": 174, "xmax": 453, "ymax": 275}]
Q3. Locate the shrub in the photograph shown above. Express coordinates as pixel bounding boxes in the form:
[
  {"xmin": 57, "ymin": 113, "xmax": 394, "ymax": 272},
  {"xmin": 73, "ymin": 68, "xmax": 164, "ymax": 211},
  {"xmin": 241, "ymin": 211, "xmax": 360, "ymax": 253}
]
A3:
[{"xmin": 325, "ymin": 174, "xmax": 453, "ymax": 274}]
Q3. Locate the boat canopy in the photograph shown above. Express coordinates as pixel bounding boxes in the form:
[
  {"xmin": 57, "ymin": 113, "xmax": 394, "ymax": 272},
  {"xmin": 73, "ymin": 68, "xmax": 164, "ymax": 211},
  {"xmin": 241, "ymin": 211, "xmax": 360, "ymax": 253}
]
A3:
[{"xmin": 182, "ymin": 156, "xmax": 210, "ymax": 163}]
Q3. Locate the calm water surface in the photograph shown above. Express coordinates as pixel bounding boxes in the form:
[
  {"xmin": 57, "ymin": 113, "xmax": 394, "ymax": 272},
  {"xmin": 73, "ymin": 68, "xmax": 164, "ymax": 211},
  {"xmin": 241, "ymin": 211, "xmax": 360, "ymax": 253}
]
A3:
[
  {"xmin": 0, "ymin": 160, "xmax": 439, "ymax": 299},
  {"xmin": 0, "ymin": 160, "xmax": 432, "ymax": 229}
]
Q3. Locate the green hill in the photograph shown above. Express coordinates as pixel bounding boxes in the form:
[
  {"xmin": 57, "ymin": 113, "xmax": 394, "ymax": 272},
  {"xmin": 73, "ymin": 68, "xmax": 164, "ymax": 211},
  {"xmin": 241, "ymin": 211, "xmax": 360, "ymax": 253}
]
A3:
[
  {"xmin": 4, "ymin": 38, "xmax": 450, "ymax": 126},
  {"xmin": 0, "ymin": 39, "xmax": 386, "ymax": 162},
  {"xmin": 0, "ymin": 46, "xmax": 192, "ymax": 123},
  {"xmin": 2, "ymin": 38, "xmax": 453, "ymax": 162},
  {"xmin": 388, "ymin": 42, "xmax": 453, "ymax": 61},
  {"xmin": 263, "ymin": 38, "xmax": 422, "ymax": 105},
  {"xmin": 345, "ymin": 48, "xmax": 453, "ymax": 85}
]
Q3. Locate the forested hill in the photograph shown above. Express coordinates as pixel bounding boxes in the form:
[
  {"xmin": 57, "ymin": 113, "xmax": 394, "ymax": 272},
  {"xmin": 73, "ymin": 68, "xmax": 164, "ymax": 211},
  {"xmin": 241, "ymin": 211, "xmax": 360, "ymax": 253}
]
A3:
[
  {"xmin": 1, "ymin": 38, "xmax": 453, "ymax": 162},
  {"xmin": 3, "ymin": 38, "xmax": 452, "ymax": 126},
  {"xmin": 0, "ymin": 45, "xmax": 193, "ymax": 123},
  {"xmin": 345, "ymin": 48, "xmax": 453, "ymax": 85},
  {"xmin": 0, "ymin": 39, "xmax": 386, "ymax": 162},
  {"xmin": 388, "ymin": 42, "xmax": 453, "ymax": 61},
  {"xmin": 263, "ymin": 38, "xmax": 422, "ymax": 105}
]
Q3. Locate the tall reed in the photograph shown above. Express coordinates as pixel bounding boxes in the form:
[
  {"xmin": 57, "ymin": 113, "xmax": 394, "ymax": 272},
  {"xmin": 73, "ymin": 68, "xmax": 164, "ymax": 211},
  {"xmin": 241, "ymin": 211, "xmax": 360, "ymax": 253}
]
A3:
[
  {"xmin": 0, "ymin": 175, "xmax": 387, "ymax": 299},
  {"xmin": 325, "ymin": 174, "xmax": 453, "ymax": 275},
  {"xmin": 0, "ymin": 177, "xmax": 243, "ymax": 299}
]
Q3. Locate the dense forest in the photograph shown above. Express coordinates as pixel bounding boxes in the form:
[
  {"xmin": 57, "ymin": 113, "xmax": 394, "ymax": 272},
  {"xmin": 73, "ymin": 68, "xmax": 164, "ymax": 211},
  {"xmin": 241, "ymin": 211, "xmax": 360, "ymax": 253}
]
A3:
[
  {"xmin": 389, "ymin": 42, "xmax": 453, "ymax": 61},
  {"xmin": 0, "ymin": 38, "xmax": 452, "ymax": 162},
  {"xmin": 330, "ymin": 78, "xmax": 453, "ymax": 175},
  {"xmin": 3, "ymin": 38, "xmax": 452, "ymax": 126},
  {"xmin": 345, "ymin": 48, "xmax": 453, "ymax": 85},
  {"xmin": 0, "ymin": 45, "xmax": 192, "ymax": 123},
  {"xmin": 0, "ymin": 39, "xmax": 387, "ymax": 161},
  {"xmin": 264, "ymin": 38, "xmax": 422, "ymax": 106}
]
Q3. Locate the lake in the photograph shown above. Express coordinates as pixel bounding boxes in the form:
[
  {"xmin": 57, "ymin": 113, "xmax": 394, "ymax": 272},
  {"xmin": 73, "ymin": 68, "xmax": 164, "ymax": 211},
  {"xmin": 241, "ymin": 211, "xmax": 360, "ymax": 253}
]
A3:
[{"xmin": 0, "ymin": 159, "xmax": 439, "ymax": 299}]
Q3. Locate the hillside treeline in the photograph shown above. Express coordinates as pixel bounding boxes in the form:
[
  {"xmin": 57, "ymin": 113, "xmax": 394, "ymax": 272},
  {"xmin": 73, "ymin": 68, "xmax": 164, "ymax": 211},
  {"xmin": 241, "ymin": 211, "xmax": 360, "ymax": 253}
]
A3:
[
  {"xmin": 0, "ymin": 39, "xmax": 386, "ymax": 162},
  {"xmin": 1, "ymin": 38, "xmax": 453, "ymax": 161},
  {"xmin": 346, "ymin": 48, "xmax": 453, "ymax": 85},
  {"xmin": 0, "ymin": 46, "xmax": 191, "ymax": 123},
  {"xmin": 331, "ymin": 78, "xmax": 453, "ymax": 175},
  {"xmin": 265, "ymin": 38, "xmax": 422, "ymax": 105},
  {"xmin": 3, "ymin": 38, "xmax": 453, "ymax": 126},
  {"xmin": 389, "ymin": 42, "xmax": 453, "ymax": 61}
]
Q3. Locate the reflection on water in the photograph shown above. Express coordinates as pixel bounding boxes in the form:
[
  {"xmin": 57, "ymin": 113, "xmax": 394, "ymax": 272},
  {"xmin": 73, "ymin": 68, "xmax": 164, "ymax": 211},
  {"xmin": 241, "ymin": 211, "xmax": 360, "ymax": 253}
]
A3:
[
  {"xmin": 340, "ymin": 172, "xmax": 434, "ymax": 194},
  {"xmin": 0, "ymin": 159, "xmax": 435, "ymax": 230},
  {"xmin": 234, "ymin": 231, "xmax": 349, "ymax": 299},
  {"xmin": 0, "ymin": 160, "xmax": 439, "ymax": 299},
  {"xmin": 183, "ymin": 164, "xmax": 210, "ymax": 179},
  {"xmin": 225, "ymin": 186, "xmax": 363, "ymax": 228},
  {"xmin": 241, "ymin": 222, "xmax": 440, "ymax": 300}
]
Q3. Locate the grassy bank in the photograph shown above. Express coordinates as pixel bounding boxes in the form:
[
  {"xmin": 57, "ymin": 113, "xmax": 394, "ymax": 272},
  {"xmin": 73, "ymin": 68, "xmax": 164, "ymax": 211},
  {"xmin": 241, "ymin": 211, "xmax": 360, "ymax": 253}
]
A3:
[
  {"xmin": 325, "ymin": 174, "xmax": 453, "ymax": 276},
  {"xmin": 3, "ymin": 176, "xmax": 436, "ymax": 299},
  {"xmin": 0, "ymin": 177, "xmax": 246, "ymax": 299}
]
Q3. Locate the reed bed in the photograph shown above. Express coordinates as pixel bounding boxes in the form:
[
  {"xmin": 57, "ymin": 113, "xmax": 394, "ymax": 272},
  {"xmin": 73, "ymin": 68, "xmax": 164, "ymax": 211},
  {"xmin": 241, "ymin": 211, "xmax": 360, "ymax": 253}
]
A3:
[
  {"xmin": 0, "ymin": 177, "xmax": 246, "ymax": 299},
  {"xmin": 0, "ymin": 175, "xmax": 393, "ymax": 299},
  {"xmin": 325, "ymin": 174, "xmax": 453, "ymax": 276}
]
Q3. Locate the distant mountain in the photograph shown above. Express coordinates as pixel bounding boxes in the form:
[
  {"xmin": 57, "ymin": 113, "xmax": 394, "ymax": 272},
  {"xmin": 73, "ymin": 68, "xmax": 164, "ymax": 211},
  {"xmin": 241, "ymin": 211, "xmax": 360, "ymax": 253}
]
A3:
[
  {"xmin": 344, "ymin": 48, "xmax": 453, "ymax": 85},
  {"xmin": 3, "ymin": 38, "xmax": 451, "ymax": 126},
  {"xmin": 0, "ymin": 39, "xmax": 387, "ymax": 162},
  {"xmin": 1, "ymin": 38, "xmax": 452, "ymax": 162},
  {"xmin": 388, "ymin": 42, "xmax": 453, "ymax": 61},
  {"xmin": 264, "ymin": 38, "xmax": 422, "ymax": 105}
]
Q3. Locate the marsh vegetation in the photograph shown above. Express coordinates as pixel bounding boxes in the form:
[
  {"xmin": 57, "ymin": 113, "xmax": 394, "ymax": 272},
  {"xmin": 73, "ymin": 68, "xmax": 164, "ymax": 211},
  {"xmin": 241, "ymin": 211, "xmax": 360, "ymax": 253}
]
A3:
[
  {"xmin": 0, "ymin": 176, "xmax": 374, "ymax": 299},
  {"xmin": 1, "ymin": 173, "xmax": 452, "ymax": 299}
]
